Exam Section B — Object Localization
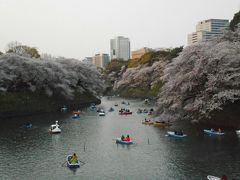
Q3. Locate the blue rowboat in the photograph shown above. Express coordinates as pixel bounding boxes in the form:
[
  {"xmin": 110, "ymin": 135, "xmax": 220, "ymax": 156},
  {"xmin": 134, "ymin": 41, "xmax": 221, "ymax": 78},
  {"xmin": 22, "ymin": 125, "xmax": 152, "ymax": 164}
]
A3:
[
  {"xmin": 204, "ymin": 129, "xmax": 224, "ymax": 136},
  {"xmin": 116, "ymin": 138, "xmax": 133, "ymax": 145},
  {"xmin": 72, "ymin": 114, "xmax": 80, "ymax": 119},
  {"xmin": 23, "ymin": 123, "xmax": 32, "ymax": 129},
  {"xmin": 67, "ymin": 155, "xmax": 80, "ymax": 168},
  {"xmin": 167, "ymin": 131, "xmax": 187, "ymax": 138},
  {"xmin": 89, "ymin": 106, "xmax": 96, "ymax": 111}
]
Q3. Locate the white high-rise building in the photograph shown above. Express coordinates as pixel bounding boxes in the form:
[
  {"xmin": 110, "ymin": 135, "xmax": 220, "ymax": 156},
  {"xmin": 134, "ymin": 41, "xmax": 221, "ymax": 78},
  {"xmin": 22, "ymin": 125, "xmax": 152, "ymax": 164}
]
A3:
[
  {"xmin": 110, "ymin": 36, "xmax": 130, "ymax": 61},
  {"xmin": 92, "ymin": 53, "xmax": 110, "ymax": 68},
  {"xmin": 188, "ymin": 19, "xmax": 229, "ymax": 45}
]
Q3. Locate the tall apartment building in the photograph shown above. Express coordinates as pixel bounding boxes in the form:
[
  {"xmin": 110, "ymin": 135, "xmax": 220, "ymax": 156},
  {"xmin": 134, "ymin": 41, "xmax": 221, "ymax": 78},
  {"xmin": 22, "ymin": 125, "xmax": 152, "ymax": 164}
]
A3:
[
  {"xmin": 132, "ymin": 47, "xmax": 152, "ymax": 59},
  {"xmin": 92, "ymin": 53, "xmax": 110, "ymax": 68},
  {"xmin": 188, "ymin": 19, "xmax": 229, "ymax": 45},
  {"xmin": 110, "ymin": 36, "xmax": 130, "ymax": 61}
]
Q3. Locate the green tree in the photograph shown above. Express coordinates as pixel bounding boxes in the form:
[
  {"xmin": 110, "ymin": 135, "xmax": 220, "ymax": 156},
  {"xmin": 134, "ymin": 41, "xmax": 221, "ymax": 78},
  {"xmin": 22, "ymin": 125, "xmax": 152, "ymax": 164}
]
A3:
[
  {"xmin": 23, "ymin": 46, "xmax": 40, "ymax": 58},
  {"xmin": 105, "ymin": 59, "xmax": 127, "ymax": 74},
  {"xmin": 169, "ymin": 46, "xmax": 184, "ymax": 59},
  {"xmin": 230, "ymin": 11, "xmax": 240, "ymax": 31}
]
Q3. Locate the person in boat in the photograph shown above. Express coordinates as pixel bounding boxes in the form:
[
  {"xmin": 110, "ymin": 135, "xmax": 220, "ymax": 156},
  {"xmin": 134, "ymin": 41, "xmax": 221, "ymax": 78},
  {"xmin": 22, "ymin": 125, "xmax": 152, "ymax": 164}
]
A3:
[
  {"xmin": 218, "ymin": 128, "xmax": 222, "ymax": 133},
  {"xmin": 70, "ymin": 153, "xmax": 78, "ymax": 164},
  {"xmin": 25, "ymin": 122, "xmax": 31, "ymax": 126},
  {"xmin": 125, "ymin": 135, "xmax": 130, "ymax": 141},
  {"xmin": 175, "ymin": 130, "xmax": 183, "ymax": 135},
  {"xmin": 179, "ymin": 130, "xmax": 183, "ymax": 136},
  {"xmin": 74, "ymin": 114, "xmax": 79, "ymax": 117},
  {"xmin": 221, "ymin": 175, "xmax": 227, "ymax": 180},
  {"xmin": 121, "ymin": 135, "xmax": 125, "ymax": 141}
]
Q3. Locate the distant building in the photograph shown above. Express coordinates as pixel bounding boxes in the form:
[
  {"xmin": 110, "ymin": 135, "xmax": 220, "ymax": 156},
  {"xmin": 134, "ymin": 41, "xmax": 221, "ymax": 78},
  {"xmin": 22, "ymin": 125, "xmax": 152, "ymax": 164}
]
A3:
[
  {"xmin": 131, "ymin": 47, "xmax": 152, "ymax": 59},
  {"xmin": 153, "ymin": 47, "xmax": 172, "ymax": 52},
  {"xmin": 92, "ymin": 53, "xmax": 110, "ymax": 68},
  {"xmin": 110, "ymin": 36, "xmax": 130, "ymax": 61},
  {"xmin": 82, "ymin": 57, "xmax": 93, "ymax": 64},
  {"xmin": 188, "ymin": 19, "xmax": 229, "ymax": 45}
]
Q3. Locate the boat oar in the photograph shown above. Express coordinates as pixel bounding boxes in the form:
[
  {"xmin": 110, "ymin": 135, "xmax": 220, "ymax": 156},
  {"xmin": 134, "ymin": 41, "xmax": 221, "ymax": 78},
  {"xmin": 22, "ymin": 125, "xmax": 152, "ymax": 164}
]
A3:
[
  {"xmin": 61, "ymin": 160, "xmax": 67, "ymax": 167},
  {"xmin": 79, "ymin": 160, "xmax": 86, "ymax": 166}
]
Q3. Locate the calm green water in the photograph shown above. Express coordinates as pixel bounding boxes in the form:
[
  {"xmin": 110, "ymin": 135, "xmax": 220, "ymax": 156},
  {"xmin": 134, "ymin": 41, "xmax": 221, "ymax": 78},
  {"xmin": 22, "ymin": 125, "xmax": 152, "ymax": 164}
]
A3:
[{"xmin": 0, "ymin": 97, "xmax": 239, "ymax": 180}]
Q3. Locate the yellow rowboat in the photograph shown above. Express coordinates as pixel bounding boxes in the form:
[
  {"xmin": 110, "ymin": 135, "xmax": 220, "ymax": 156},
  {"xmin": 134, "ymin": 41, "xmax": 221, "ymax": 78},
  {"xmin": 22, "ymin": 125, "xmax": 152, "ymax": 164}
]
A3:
[
  {"xmin": 142, "ymin": 121, "xmax": 154, "ymax": 125},
  {"xmin": 153, "ymin": 122, "xmax": 172, "ymax": 127}
]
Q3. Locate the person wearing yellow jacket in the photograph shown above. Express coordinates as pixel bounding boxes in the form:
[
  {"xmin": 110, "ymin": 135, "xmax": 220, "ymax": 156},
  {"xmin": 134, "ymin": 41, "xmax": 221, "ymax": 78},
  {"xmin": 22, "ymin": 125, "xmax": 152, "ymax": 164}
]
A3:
[{"xmin": 70, "ymin": 153, "xmax": 78, "ymax": 164}]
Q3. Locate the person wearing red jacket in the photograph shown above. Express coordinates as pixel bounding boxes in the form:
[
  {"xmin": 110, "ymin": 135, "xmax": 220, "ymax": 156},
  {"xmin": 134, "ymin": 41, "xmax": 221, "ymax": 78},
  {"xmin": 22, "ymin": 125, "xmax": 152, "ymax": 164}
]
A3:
[{"xmin": 125, "ymin": 135, "xmax": 131, "ymax": 141}]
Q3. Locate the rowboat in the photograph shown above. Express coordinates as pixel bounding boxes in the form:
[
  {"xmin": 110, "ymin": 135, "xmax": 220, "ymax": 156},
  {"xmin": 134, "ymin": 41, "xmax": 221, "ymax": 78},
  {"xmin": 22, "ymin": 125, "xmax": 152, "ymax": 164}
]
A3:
[
  {"xmin": 72, "ymin": 114, "xmax": 80, "ymax": 119},
  {"xmin": 119, "ymin": 112, "xmax": 132, "ymax": 115},
  {"xmin": 89, "ymin": 106, "xmax": 96, "ymax": 111},
  {"xmin": 167, "ymin": 131, "xmax": 187, "ymax": 138},
  {"xmin": 143, "ymin": 109, "xmax": 148, "ymax": 113},
  {"xmin": 99, "ymin": 111, "xmax": 105, "ymax": 116},
  {"xmin": 49, "ymin": 121, "xmax": 61, "ymax": 134},
  {"xmin": 207, "ymin": 175, "xmax": 220, "ymax": 180},
  {"xmin": 108, "ymin": 107, "xmax": 114, "ymax": 112},
  {"xmin": 67, "ymin": 155, "xmax": 80, "ymax": 168},
  {"xmin": 23, "ymin": 122, "xmax": 32, "ymax": 129},
  {"xmin": 154, "ymin": 122, "xmax": 172, "ymax": 127},
  {"xmin": 116, "ymin": 138, "xmax": 133, "ymax": 145},
  {"xmin": 204, "ymin": 129, "xmax": 224, "ymax": 136},
  {"xmin": 142, "ymin": 121, "xmax": 154, "ymax": 125},
  {"xmin": 60, "ymin": 107, "xmax": 67, "ymax": 112}
]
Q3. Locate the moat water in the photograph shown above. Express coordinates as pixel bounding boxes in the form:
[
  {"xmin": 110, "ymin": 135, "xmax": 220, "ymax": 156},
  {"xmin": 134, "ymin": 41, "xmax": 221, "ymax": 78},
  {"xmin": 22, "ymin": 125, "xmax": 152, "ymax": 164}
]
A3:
[{"xmin": 0, "ymin": 97, "xmax": 239, "ymax": 180}]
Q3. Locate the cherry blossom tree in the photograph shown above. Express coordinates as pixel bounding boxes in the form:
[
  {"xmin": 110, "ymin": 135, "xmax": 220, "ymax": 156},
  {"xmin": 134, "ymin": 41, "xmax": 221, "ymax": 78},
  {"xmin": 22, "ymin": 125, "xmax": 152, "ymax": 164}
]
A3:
[
  {"xmin": 0, "ymin": 53, "xmax": 105, "ymax": 99},
  {"xmin": 157, "ymin": 29, "xmax": 240, "ymax": 123}
]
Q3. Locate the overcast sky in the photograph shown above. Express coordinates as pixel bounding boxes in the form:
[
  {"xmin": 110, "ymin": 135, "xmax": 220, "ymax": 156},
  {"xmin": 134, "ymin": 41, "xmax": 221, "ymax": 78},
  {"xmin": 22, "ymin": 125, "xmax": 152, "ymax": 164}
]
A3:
[{"xmin": 0, "ymin": 0, "xmax": 239, "ymax": 59}]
